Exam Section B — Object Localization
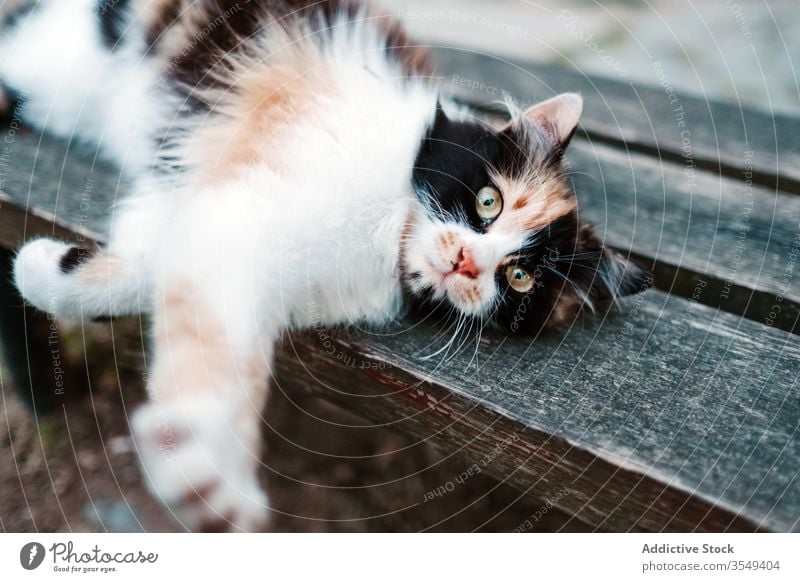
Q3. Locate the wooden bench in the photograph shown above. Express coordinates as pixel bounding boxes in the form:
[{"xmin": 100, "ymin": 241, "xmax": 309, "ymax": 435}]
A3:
[{"xmin": 1, "ymin": 47, "xmax": 798, "ymax": 532}]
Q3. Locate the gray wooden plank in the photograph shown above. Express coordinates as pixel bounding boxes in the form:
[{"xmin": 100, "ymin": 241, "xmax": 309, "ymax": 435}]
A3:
[
  {"xmin": 275, "ymin": 290, "xmax": 800, "ymax": 532},
  {"xmin": 435, "ymin": 47, "xmax": 800, "ymax": 194},
  {"xmin": 567, "ymin": 141, "xmax": 800, "ymax": 334},
  {"xmin": 0, "ymin": 124, "xmax": 118, "ymax": 245}
]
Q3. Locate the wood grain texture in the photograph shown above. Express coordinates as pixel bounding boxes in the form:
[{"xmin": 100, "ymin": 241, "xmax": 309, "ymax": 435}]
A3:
[
  {"xmin": 0, "ymin": 192, "xmax": 100, "ymax": 249},
  {"xmin": 435, "ymin": 47, "xmax": 800, "ymax": 194},
  {"xmin": 275, "ymin": 290, "xmax": 800, "ymax": 532},
  {"xmin": 0, "ymin": 125, "xmax": 119, "ymax": 243},
  {"xmin": 567, "ymin": 142, "xmax": 800, "ymax": 334}
]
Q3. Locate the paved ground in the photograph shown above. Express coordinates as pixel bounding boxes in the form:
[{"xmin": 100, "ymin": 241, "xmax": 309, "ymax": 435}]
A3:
[{"xmin": 377, "ymin": 0, "xmax": 799, "ymax": 115}]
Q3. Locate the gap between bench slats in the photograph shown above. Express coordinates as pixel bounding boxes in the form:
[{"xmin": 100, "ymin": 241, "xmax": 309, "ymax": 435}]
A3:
[
  {"xmin": 434, "ymin": 47, "xmax": 800, "ymax": 195},
  {"xmin": 568, "ymin": 141, "xmax": 800, "ymax": 335}
]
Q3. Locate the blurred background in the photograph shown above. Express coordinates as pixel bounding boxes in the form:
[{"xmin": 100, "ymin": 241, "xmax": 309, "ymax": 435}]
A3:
[{"xmin": 377, "ymin": 0, "xmax": 799, "ymax": 115}]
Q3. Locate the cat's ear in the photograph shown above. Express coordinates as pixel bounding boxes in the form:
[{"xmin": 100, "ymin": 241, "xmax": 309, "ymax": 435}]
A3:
[{"xmin": 521, "ymin": 93, "xmax": 583, "ymax": 158}]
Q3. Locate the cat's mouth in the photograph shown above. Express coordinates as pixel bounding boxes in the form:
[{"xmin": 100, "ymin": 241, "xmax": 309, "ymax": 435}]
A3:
[
  {"xmin": 427, "ymin": 256, "xmax": 472, "ymax": 288},
  {"xmin": 400, "ymin": 213, "xmax": 496, "ymax": 315},
  {"xmin": 428, "ymin": 256, "xmax": 453, "ymax": 281},
  {"xmin": 420, "ymin": 256, "xmax": 489, "ymax": 315}
]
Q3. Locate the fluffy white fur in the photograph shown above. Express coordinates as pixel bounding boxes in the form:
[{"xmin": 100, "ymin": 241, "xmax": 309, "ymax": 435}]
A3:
[
  {"xmin": 5, "ymin": 0, "xmax": 439, "ymax": 531},
  {"xmin": 0, "ymin": 0, "xmax": 159, "ymax": 170}
]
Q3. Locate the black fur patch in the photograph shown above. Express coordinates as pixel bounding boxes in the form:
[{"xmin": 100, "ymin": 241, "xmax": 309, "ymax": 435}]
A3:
[
  {"xmin": 160, "ymin": 1, "xmax": 428, "ymax": 111},
  {"xmin": 411, "ymin": 106, "xmax": 651, "ymax": 333},
  {"xmin": 0, "ymin": 82, "xmax": 23, "ymax": 122},
  {"xmin": 97, "ymin": 0, "xmax": 131, "ymax": 51},
  {"xmin": 490, "ymin": 215, "xmax": 650, "ymax": 333},
  {"xmin": 413, "ymin": 105, "xmax": 528, "ymax": 232},
  {"xmin": 59, "ymin": 245, "xmax": 98, "ymax": 273},
  {"xmin": 172, "ymin": 0, "xmax": 262, "ymax": 95}
]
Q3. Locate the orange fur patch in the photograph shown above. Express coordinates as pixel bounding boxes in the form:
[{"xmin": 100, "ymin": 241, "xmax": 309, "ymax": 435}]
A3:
[
  {"xmin": 435, "ymin": 230, "xmax": 461, "ymax": 267},
  {"xmin": 548, "ymin": 292, "xmax": 583, "ymax": 328},
  {"xmin": 152, "ymin": 285, "xmax": 268, "ymax": 403},
  {"xmin": 190, "ymin": 47, "xmax": 331, "ymax": 182},
  {"xmin": 489, "ymin": 172, "xmax": 576, "ymax": 234},
  {"xmin": 512, "ymin": 197, "xmax": 528, "ymax": 210},
  {"xmin": 76, "ymin": 253, "xmax": 126, "ymax": 285},
  {"xmin": 448, "ymin": 277, "xmax": 483, "ymax": 308}
]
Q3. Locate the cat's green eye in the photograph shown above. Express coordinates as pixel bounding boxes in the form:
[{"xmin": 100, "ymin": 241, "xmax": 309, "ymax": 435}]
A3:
[
  {"xmin": 506, "ymin": 265, "xmax": 534, "ymax": 293},
  {"xmin": 476, "ymin": 186, "xmax": 503, "ymax": 221}
]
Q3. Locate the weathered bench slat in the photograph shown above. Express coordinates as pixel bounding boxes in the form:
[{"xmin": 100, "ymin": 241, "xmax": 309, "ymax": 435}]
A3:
[
  {"xmin": 0, "ymin": 192, "xmax": 95, "ymax": 248},
  {"xmin": 274, "ymin": 289, "xmax": 800, "ymax": 532},
  {"xmin": 567, "ymin": 141, "xmax": 800, "ymax": 333},
  {"xmin": 0, "ymin": 126, "xmax": 117, "ymax": 246},
  {"xmin": 435, "ymin": 48, "xmax": 800, "ymax": 194}
]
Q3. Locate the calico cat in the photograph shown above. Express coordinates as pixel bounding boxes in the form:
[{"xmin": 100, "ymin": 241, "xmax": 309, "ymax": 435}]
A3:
[{"xmin": 1, "ymin": 0, "xmax": 649, "ymax": 531}]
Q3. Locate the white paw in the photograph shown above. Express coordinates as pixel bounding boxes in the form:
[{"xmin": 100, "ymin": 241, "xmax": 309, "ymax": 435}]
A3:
[
  {"xmin": 13, "ymin": 238, "xmax": 73, "ymax": 313},
  {"xmin": 131, "ymin": 398, "xmax": 270, "ymax": 532}
]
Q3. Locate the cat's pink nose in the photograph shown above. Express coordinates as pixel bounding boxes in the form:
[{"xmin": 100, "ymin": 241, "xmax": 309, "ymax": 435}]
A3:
[{"xmin": 453, "ymin": 248, "xmax": 480, "ymax": 279}]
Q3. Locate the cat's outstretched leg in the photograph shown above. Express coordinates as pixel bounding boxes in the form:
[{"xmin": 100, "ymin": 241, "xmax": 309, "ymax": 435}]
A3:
[
  {"xmin": 131, "ymin": 283, "xmax": 273, "ymax": 532},
  {"xmin": 13, "ymin": 239, "xmax": 149, "ymax": 318},
  {"xmin": 129, "ymin": 211, "xmax": 274, "ymax": 532},
  {"xmin": 13, "ymin": 195, "xmax": 165, "ymax": 319}
]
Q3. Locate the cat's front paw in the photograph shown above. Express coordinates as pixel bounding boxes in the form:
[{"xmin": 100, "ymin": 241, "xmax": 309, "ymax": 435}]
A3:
[
  {"xmin": 131, "ymin": 398, "xmax": 270, "ymax": 532},
  {"xmin": 13, "ymin": 238, "xmax": 74, "ymax": 314}
]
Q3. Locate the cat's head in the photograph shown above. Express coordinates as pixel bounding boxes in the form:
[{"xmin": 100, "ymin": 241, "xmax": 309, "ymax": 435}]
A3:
[{"xmin": 402, "ymin": 93, "xmax": 651, "ymax": 333}]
